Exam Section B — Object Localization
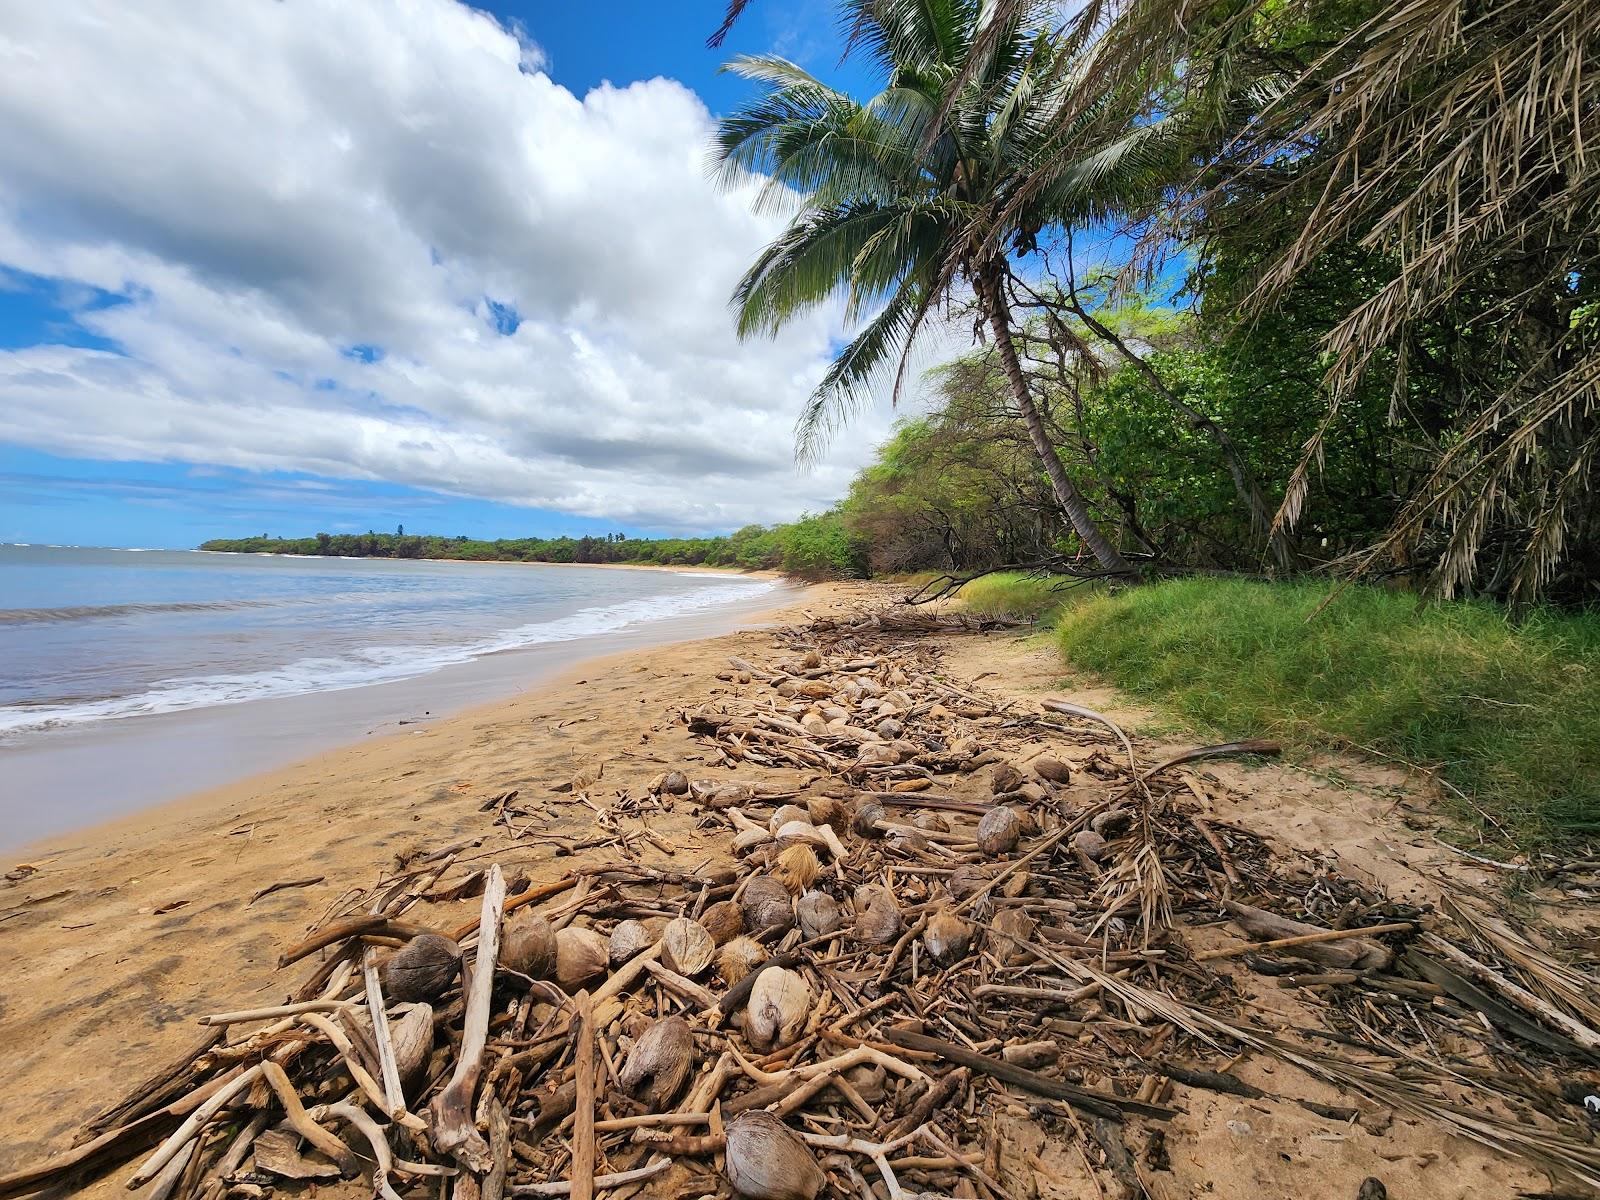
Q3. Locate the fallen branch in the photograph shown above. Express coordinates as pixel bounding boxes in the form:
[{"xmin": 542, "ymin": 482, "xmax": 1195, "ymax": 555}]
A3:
[
  {"xmin": 428, "ymin": 863, "xmax": 507, "ymax": 1170},
  {"xmin": 878, "ymin": 1029, "xmax": 1173, "ymax": 1122}
]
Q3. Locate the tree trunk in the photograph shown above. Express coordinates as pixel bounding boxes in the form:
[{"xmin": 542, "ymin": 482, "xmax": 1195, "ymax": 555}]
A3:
[{"xmin": 977, "ymin": 264, "xmax": 1133, "ymax": 575}]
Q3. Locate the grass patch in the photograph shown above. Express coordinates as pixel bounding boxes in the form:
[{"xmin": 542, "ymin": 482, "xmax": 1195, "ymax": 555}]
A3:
[
  {"xmin": 1052, "ymin": 578, "xmax": 1600, "ymax": 847},
  {"xmin": 956, "ymin": 571, "xmax": 1091, "ymax": 622}
]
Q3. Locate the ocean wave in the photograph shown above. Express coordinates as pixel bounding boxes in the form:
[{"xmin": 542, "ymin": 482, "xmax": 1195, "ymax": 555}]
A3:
[
  {"xmin": 0, "ymin": 599, "xmax": 279, "ymax": 625},
  {"xmin": 0, "ymin": 578, "xmax": 775, "ymax": 738}
]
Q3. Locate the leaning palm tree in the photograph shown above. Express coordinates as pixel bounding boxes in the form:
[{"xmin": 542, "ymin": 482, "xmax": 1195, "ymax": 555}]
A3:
[{"xmin": 712, "ymin": 0, "xmax": 1168, "ymax": 575}]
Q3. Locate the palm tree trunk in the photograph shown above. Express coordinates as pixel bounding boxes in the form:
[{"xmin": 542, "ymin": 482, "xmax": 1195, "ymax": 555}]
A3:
[{"xmin": 977, "ymin": 264, "xmax": 1133, "ymax": 575}]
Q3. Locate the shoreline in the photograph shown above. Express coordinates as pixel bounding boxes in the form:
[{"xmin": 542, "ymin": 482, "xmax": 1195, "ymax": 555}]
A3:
[{"xmin": 1, "ymin": 575, "xmax": 805, "ymax": 856}]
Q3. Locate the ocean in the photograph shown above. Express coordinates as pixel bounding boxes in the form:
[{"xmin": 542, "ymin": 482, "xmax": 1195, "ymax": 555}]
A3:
[{"xmin": 0, "ymin": 545, "xmax": 782, "ymax": 847}]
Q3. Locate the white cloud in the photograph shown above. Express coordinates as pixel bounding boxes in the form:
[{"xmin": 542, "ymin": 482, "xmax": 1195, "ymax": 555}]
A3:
[{"xmin": 0, "ymin": 0, "xmax": 929, "ymax": 530}]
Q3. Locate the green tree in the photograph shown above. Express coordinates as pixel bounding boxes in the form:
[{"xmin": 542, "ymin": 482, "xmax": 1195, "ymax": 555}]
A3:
[{"xmin": 713, "ymin": 0, "xmax": 1172, "ymax": 576}]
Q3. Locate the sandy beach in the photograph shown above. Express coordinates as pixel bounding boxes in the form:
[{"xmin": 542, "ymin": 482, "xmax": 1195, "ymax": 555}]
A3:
[{"xmin": 0, "ymin": 579, "xmax": 1572, "ymax": 1199}]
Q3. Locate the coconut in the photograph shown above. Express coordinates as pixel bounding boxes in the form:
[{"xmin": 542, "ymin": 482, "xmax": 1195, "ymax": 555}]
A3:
[
  {"xmin": 501, "ymin": 911, "xmax": 557, "ymax": 980},
  {"xmin": 608, "ymin": 919, "xmax": 656, "ymax": 968},
  {"xmin": 740, "ymin": 875, "xmax": 794, "ymax": 935},
  {"xmin": 768, "ymin": 804, "xmax": 812, "ymax": 834},
  {"xmin": 659, "ymin": 770, "xmax": 690, "ymax": 796},
  {"xmin": 989, "ymin": 908, "xmax": 1038, "ymax": 967},
  {"xmin": 660, "ymin": 917, "xmax": 715, "ymax": 977},
  {"xmin": 796, "ymin": 889, "xmax": 844, "ymax": 940},
  {"xmin": 772, "ymin": 844, "xmax": 821, "ymax": 895},
  {"xmin": 923, "ymin": 908, "xmax": 972, "ymax": 966},
  {"xmin": 554, "ymin": 926, "xmax": 609, "ymax": 989},
  {"xmin": 745, "ymin": 967, "xmax": 811, "ymax": 1052},
  {"xmin": 723, "ymin": 1111, "xmax": 825, "ymax": 1200},
  {"xmin": 618, "ymin": 1015, "xmax": 694, "ymax": 1111},
  {"xmin": 1073, "ymin": 829, "xmax": 1110, "ymax": 862},
  {"xmin": 911, "ymin": 812, "xmax": 950, "ymax": 833},
  {"xmin": 733, "ymin": 826, "xmax": 774, "ymax": 856},
  {"xmin": 700, "ymin": 900, "xmax": 744, "ymax": 946},
  {"xmin": 852, "ymin": 884, "xmax": 902, "ymax": 945},
  {"xmin": 887, "ymin": 829, "xmax": 928, "ymax": 854},
  {"xmin": 875, "ymin": 717, "xmax": 904, "ymax": 740},
  {"xmin": 947, "ymin": 863, "xmax": 995, "ymax": 900},
  {"xmin": 773, "ymin": 821, "xmax": 828, "ymax": 855},
  {"xmin": 805, "ymin": 796, "xmax": 850, "ymax": 833},
  {"xmin": 990, "ymin": 763, "xmax": 1024, "ymax": 795},
  {"xmin": 977, "ymin": 806, "xmax": 1023, "ymax": 856},
  {"xmin": 855, "ymin": 743, "xmax": 898, "ymax": 768},
  {"xmin": 1031, "ymin": 756, "xmax": 1072, "ymax": 784},
  {"xmin": 384, "ymin": 933, "xmax": 460, "ymax": 1002},
  {"xmin": 851, "ymin": 801, "xmax": 887, "ymax": 839},
  {"xmin": 717, "ymin": 936, "xmax": 767, "ymax": 987}
]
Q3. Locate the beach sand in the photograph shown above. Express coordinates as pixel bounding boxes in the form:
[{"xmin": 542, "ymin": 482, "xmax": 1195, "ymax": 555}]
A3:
[{"xmin": 0, "ymin": 580, "xmax": 1569, "ymax": 1198}]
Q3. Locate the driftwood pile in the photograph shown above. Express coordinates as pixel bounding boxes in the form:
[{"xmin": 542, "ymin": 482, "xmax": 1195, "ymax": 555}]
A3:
[{"xmin": 4, "ymin": 608, "xmax": 1600, "ymax": 1199}]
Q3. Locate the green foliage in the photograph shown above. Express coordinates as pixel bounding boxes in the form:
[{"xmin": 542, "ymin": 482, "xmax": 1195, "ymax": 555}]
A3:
[
  {"xmin": 1055, "ymin": 579, "xmax": 1600, "ymax": 845},
  {"xmin": 774, "ymin": 511, "xmax": 868, "ymax": 580},
  {"xmin": 844, "ymin": 358, "xmax": 1061, "ymax": 573}
]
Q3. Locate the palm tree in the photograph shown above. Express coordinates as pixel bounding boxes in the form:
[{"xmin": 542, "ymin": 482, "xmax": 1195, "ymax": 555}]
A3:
[{"xmin": 711, "ymin": 0, "xmax": 1167, "ymax": 575}]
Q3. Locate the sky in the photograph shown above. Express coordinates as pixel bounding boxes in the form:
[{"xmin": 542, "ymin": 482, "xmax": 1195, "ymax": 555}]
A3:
[{"xmin": 0, "ymin": 0, "xmax": 909, "ymax": 549}]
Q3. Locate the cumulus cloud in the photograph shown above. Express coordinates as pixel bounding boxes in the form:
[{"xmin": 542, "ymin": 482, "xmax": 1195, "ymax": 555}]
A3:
[{"xmin": 0, "ymin": 0, "xmax": 927, "ymax": 530}]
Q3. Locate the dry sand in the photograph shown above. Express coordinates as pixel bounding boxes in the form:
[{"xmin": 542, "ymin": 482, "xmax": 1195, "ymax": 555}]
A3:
[{"xmin": 0, "ymin": 581, "xmax": 1578, "ymax": 1198}]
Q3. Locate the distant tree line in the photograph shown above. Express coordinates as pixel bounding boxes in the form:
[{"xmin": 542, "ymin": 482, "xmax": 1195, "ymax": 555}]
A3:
[{"xmin": 198, "ymin": 517, "xmax": 866, "ymax": 580}]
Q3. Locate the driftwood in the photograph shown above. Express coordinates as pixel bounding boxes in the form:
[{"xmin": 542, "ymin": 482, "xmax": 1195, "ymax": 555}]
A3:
[
  {"xmin": 1219, "ymin": 900, "xmax": 1397, "ymax": 970},
  {"xmin": 879, "ymin": 1029, "xmax": 1175, "ymax": 1122},
  {"xmin": 429, "ymin": 864, "xmax": 507, "ymax": 1170},
  {"xmin": 569, "ymin": 991, "xmax": 597, "ymax": 1200}
]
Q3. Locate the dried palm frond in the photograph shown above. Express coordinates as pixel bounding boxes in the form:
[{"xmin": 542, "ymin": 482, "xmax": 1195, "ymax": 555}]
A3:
[
  {"xmin": 1443, "ymin": 896, "xmax": 1600, "ymax": 1032},
  {"xmin": 1219, "ymin": 0, "xmax": 1599, "ymax": 601}
]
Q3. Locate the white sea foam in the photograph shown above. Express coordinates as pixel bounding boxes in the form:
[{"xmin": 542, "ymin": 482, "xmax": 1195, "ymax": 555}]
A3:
[{"xmin": 0, "ymin": 578, "xmax": 775, "ymax": 738}]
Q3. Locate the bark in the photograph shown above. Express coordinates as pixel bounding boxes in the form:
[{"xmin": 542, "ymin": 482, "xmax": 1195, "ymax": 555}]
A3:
[{"xmin": 976, "ymin": 263, "xmax": 1133, "ymax": 575}]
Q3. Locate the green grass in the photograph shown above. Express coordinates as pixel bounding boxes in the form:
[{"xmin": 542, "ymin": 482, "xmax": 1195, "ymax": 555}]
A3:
[
  {"xmin": 955, "ymin": 571, "xmax": 1091, "ymax": 622},
  {"xmin": 1046, "ymin": 578, "xmax": 1600, "ymax": 847}
]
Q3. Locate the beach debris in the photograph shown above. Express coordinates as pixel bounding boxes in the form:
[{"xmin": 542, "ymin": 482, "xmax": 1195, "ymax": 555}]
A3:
[
  {"xmin": 741, "ymin": 874, "xmax": 794, "ymax": 934},
  {"xmin": 554, "ymin": 925, "xmax": 608, "ymax": 988},
  {"xmin": 700, "ymin": 898, "xmax": 744, "ymax": 945},
  {"xmin": 501, "ymin": 909, "xmax": 557, "ymax": 978},
  {"xmin": 10, "ymin": 603, "xmax": 1600, "ymax": 1200},
  {"xmin": 618, "ymin": 1015, "xmax": 694, "ymax": 1110},
  {"xmin": 796, "ymin": 888, "xmax": 844, "ymax": 939},
  {"xmin": 976, "ymin": 805, "xmax": 1023, "ymax": 855},
  {"xmin": 745, "ymin": 965, "xmax": 810, "ymax": 1051},
  {"xmin": 660, "ymin": 915, "xmax": 715, "ymax": 976},
  {"xmin": 717, "ymin": 935, "xmax": 767, "ymax": 986},
  {"xmin": 383, "ymin": 931, "xmax": 460, "ymax": 1001},
  {"xmin": 923, "ymin": 906, "xmax": 972, "ymax": 965},
  {"xmin": 724, "ymin": 1110, "xmax": 826, "ymax": 1200},
  {"xmin": 607, "ymin": 917, "xmax": 655, "ymax": 966}
]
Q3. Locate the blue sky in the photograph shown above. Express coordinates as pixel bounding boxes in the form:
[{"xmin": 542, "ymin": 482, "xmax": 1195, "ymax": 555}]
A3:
[{"xmin": 0, "ymin": 1, "xmax": 887, "ymax": 549}]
